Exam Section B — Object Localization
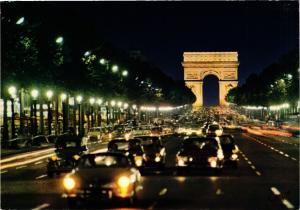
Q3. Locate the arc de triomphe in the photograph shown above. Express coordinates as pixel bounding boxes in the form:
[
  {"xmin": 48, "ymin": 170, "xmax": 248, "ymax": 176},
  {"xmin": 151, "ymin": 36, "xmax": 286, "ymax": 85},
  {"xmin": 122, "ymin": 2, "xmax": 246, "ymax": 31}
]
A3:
[{"xmin": 182, "ymin": 52, "xmax": 239, "ymax": 110}]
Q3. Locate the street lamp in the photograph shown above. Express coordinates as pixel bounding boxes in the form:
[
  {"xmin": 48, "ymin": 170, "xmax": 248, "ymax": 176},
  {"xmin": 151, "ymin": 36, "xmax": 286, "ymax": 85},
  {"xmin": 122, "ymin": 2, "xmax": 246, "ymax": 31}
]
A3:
[
  {"xmin": 30, "ymin": 89, "xmax": 39, "ymax": 136},
  {"xmin": 84, "ymin": 51, "xmax": 91, "ymax": 57},
  {"xmin": 8, "ymin": 86, "xmax": 17, "ymax": 138},
  {"xmin": 61, "ymin": 93, "xmax": 68, "ymax": 133},
  {"xmin": 16, "ymin": 17, "xmax": 24, "ymax": 25},
  {"xmin": 89, "ymin": 98, "xmax": 95, "ymax": 128},
  {"xmin": 122, "ymin": 70, "xmax": 128, "ymax": 77},
  {"xmin": 46, "ymin": 90, "xmax": 53, "ymax": 135},
  {"xmin": 76, "ymin": 95, "xmax": 83, "ymax": 136},
  {"xmin": 111, "ymin": 65, "xmax": 119, "ymax": 73},
  {"xmin": 99, "ymin": 58, "xmax": 106, "ymax": 65},
  {"xmin": 55, "ymin": 36, "xmax": 64, "ymax": 45},
  {"xmin": 96, "ymin": 98, "xmax": 103, "ymax": 126},
  {"xmin": 287, "ymin": 74, "xmax": 293, "ymax": 80}
]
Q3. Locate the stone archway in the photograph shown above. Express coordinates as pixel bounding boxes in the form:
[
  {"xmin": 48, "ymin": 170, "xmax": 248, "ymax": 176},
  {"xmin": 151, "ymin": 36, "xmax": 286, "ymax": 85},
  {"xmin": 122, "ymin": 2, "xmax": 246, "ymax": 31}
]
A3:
[{"xmin": 182, "ymin": 52, "xmax": 239, "ymax": 110}]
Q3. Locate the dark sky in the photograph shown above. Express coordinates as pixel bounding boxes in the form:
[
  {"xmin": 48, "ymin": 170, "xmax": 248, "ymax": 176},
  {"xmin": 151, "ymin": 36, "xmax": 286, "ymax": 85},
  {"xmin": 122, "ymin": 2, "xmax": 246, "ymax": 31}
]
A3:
[
  {"xmin": 74, "ymin": 1, "xmax": 299, "ymax": 84},
  {"xmin": 4, "ymin": 2, "xmax": 299, "ymax": 105}
]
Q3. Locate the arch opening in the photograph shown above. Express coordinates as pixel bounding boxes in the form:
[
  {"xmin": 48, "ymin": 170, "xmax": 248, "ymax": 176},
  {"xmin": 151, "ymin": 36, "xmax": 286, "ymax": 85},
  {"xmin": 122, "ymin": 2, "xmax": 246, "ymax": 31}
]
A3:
[{"xmin": 203, "ymin": 75, "xmax": 219, "ymax": 106}]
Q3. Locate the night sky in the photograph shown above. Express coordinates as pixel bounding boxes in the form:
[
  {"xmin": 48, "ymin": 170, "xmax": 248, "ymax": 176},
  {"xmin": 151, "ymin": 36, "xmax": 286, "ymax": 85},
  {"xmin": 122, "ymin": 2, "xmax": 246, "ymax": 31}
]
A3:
[
  {"xmin": 74, "ymin": 2, "xmax": 299, "ymax": 105},
  {"xmin": 5, "ymin": 2, "xmax": 299, "ymax": 105}
]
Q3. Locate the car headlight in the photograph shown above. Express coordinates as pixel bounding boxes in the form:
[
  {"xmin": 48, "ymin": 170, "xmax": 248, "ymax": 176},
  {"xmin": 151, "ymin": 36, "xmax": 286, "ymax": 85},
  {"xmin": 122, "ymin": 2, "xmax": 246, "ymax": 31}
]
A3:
[
  {"xmin": 177, "ymin": 156, "xmax": 188, "ymax": 166},
  {"xmin": 155, "ymin": 156, "xmax": 161, "ymax": 162},
  {"xmin": 63, "ymin": 177, "xmax": 76, "ymax": 190},
  {"xmin": 231, "ymin": 153, "xmax": 238, "ymax": 160},
  {"xmin": 73, "ymin": 155, "xmax": 80, "ymax": 161},
  {"xmin": 232, "ymin": 145, "xmax": 239, "ymax": 153},
  {"xmin": 215, "ymin": 129, "xmax": 223, "ymax": 136},
  {"xmin": 51, "ymin": 155, "xmax": 58, "ymax": 161},
  {"xmin": 124, "ymin": 133, "xmax": 130, "ymax": 140},
  {"xmin": 208, "ymin": 157, "xmax": 217, "ymax": 168},
  {"xmin": 134, "ymin": 156, "xmax": 143, "ymax": 166},
  {"xmin": 117, "ymin": 176, "xmax": 130, "ymax": 188},
  {"xmin": 217, "ymin": 149, "xmax": 224, "ymax": 160}
]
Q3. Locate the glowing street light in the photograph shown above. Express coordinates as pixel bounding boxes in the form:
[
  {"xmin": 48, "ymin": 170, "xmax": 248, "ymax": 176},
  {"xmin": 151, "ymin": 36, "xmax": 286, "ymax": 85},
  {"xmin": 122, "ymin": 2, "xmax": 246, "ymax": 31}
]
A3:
[
  {"xmin": 123, "ymin": 103, "xmax": 129, "ymax": 109},
  {"xmin": 97, "ymin": 98, "xmax": 103, "ymax": 105},
  {"xmin": 89, "ymin": 97, "xmax": 95, "ymax": 105},
  {"xmin": 60, "ymin": 93, "xmax": 67, "ymax": 101},
  {"xmin": 111, "ymin": 65, "xmax": 119, "ymax": 73},
  {"xmin": 99, "ymin": 58, "xmax": 106, "ymax": 65},
  {"xmin": 84, "ymin": 51, "xmax": 91, "ymax": 57},
  {"xmin": 132, "ymin": 104, "xmax": 137, "ymax": 109},
  {"xmin": 117, "ymin": 101, "xmax": 122, "ymax": 107},
  {"xmin": 46, "ymin": 90, "xmax": 53, "ymax": 100},
  {"xmin": 16, "ymin": 17, "xmax": 24, "ymax": 25},
  {"xmin": 111, "ymin": 100, "xmax": 116, "ymax": 107},
  {"xmin": 287, "ymin": 74, "xmax": 293, "ymax": 80},
  {"xmin": 122, "ymin": 70, "xmax": 128, "ymax": 77},
  {"xmin": 76, "ymin": 95, "xmax": 83, "ymax": 104},
  {"xmin": 8, "ymin": 86, "xmax": 17, "ymax": 98},
  {"xmin": 55, "ymin": 36, "xmax": 64, "ymax": 44},
  {"xmin": 31, "ymin": 89, "xmax": 39, "ymax": 99}
]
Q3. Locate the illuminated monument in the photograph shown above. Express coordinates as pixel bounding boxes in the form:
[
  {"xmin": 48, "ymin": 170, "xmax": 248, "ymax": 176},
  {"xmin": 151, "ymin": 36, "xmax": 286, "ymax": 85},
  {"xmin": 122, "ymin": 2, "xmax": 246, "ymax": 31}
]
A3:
[{"xmin": 182, "ymin": 52, "xmax": 239, "ymax": 110}]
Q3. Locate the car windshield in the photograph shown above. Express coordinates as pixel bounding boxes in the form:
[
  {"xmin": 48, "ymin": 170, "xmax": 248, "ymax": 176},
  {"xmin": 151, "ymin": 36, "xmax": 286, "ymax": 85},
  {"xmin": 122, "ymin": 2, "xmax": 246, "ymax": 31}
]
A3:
[
  {"xmin": 183, "ymin": 138, "xmax": 218, "ymax": 151},
  {"xmin": 209, "ymin": 125, "xmax": 220, "ymax": 131},
  {"xmin": 79, "ymin": 154, "xmax": 130, "ymax": 168}
]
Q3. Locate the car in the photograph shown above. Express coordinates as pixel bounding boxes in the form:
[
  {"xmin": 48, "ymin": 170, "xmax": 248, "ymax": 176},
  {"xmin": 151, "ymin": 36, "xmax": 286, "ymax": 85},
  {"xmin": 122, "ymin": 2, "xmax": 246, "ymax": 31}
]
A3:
[
  {"xmin": 32, "ymin": 135, "xmax": 50, "ymax": 146},
  {"xmin": 107, "ymin": 139, "xmax": 145, "ymax": 167},
  {"xmin": 87, "ymin": 127, "xmax": 103, "ymax": 142},
  {"xmin": 206, "ymin": 124, "xmax": 223, "ymax": 137},
  {"xmin": 135, "ymin": 135, "xmax": 166, "ymax": 167},
  {"xmin": 176, "ymin": 137, "xmax": 224, "ymax": 173},
  {"xmin": 8, "ymin": 136, "xmax": 33, "ymax": 149},
  {"xmin": 150, "ymin": 126, "xmax": 163, "ymax": 136},
  {"xmin": 47, "ymin": 134, "xmax": 88, "ymax": 177},
  {"xmin": 218, "ymin": 135, "xmax": 239, "ymax": 168},
  {"xmin": 62, "ymin": 152, "xmax": 142, "ymax": 208}
]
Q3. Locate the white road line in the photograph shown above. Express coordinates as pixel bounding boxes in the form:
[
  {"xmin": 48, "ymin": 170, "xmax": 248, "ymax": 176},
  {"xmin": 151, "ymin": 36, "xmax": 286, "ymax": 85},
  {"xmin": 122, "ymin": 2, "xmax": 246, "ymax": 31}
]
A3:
[
  {"xmin": 159, "ymin": 188, "xmax": 168, "ymax": 196},
  {"xmin": 255, "ymin": 171, "xmax": 261, "ymax": 176},
  {"xmin": 1, "ymin": 170, "xmax": 8, "ymax": 174},
  {"xmin": 31, "ymin": 203, "xmax": 50, "ymax": 210},
  {"xmin": 291, "ymin": 157, "xmax": 297, "ymax": 161},
  {"xmin": 16, "ymin": 165, "xmax": 27, "ymax": 169},
  {"xmin": 35, "ymin": 174, "xmax": 47, "ymax": 180},
  {"xmin": 34, "ymin": 161, "xmax": 43, "ymax": 165},
  {"xmin": 284, "ymin": 154, "xmax": 289, "ymax": 157},
  {"xmin": 251, "ymin": 165, "xmax": 256, "ymax": 170},
  {"xmin": 279, "ymin": 151, "xmax": 284, "ymax": 155},
  {"xmin": 270, "ymin": 187, "xmax": 281, "ymax": 195},
  {"xmin": 281, "ymin": 198, "xmax": 295, "ymax": 209},
  {"xmin": 247, "ymin": 161, "xmax": 252, "ymax": 164},
  {"xmin": 148, "ymin": 201, "xmax": 158, "ymax": 210},
  {"xmin": 216, "ymin": 188, "xmax": 223, "ymax": 195}
]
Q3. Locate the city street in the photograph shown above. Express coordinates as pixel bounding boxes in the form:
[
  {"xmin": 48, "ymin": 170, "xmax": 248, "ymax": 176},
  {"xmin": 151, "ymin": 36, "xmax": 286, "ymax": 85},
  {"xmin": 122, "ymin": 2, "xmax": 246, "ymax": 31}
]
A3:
[{"xmin": 1, "ymin": 129, "xmax": 298, "ymax": 210}]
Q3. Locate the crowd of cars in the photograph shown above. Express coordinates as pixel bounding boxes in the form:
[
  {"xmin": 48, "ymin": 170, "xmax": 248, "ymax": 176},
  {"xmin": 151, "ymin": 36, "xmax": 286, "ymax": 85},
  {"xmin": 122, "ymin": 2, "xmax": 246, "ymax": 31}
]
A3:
[{"xmin": 42, "ymin": 113, "xmax": 240, "ymax": 208}]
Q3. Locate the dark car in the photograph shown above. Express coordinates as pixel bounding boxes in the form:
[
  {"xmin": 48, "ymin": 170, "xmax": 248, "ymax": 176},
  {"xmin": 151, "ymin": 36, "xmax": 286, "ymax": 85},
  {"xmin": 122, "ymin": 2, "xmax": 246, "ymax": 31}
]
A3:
[
  {"xmin": 32, "ymin": 135, "xmax": 50, "ymax": 146},
  {"xmin": 8, "ymin": 136, "xmax": 32, "ymax": 149},
  {"xmin": 47, "ymin": 134, "xmax": 88, "ymax": 177},
  {"xmin": 218, "ymin": 135, "xmax": 239, "ymax": 168},
  {"xmin": 62, "ymin": 152, "xmax": 142, "ymax": 208},
  {"xmin": 107, "ymin": 139, "xmax": 144, "ymax": 167},
  {"xmin": 176, "ymin": 137, "xmax": 224, "ymax": 173},
  {"xmin": 135, "ymin": 136, "xmax": 166, "ymax": 167}
]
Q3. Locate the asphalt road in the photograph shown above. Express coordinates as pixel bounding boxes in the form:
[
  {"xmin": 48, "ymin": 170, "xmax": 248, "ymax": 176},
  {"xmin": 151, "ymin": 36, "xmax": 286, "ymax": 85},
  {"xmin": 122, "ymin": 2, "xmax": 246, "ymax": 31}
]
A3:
[{"xmin": 1, "ymin": 130, "xmax": 299, "ymax": 210}]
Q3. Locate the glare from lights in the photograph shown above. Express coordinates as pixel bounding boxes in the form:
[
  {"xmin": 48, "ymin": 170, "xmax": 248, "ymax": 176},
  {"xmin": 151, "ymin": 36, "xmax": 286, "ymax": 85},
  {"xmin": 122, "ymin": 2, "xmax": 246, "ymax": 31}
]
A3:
[
  {"xmin": 84, "ymin": 51, "xmax": 91, "ymax": 56},
  {"xmin": 31, "ymin": 89, "xmax": 39, "ymax": 99},
  {"xmin": 117, "ymin": 101, "xmax": 122, "ymax": 107},
  {"xmin": 111, "ymin": 100, "xmax": 116, "ymax": 106},
  {"xmin": 55, "ymin": 36, "xmax": 64, "ymax": 44},
  {"xmin": 61, "ymin": 93, "xmax": 67, "ymax": 101},
  {"xmin": 287, "ymin": 74, "xmax": 293, "ymax": 79},
  {"xmin": 46, "ymin": 90, "xmax": 53, "ymax": 100},
  {"xmin": 8, "ymin": 86, "xmax": 17, "ymax": 97},
  {"xmin": 97, "ymin": 98, "xmax": 103, "ymax": 105},
  {"xmin": 111, "ymin": 65, "xmax": 119, "ymax": 73},
  {"xmin": 89, "ymin": 97, "xmax": 95, "ymax": 105},
  {"xmin": 122, "ymin": 70, "xmax": 128, "ymax": 77},
  {"xmin": 132, "ymin": 104, "xmax": 137, "ymax": 109},
  {"xmin": 123, "ymin": 103, "xmax": 129, "ymax": 109},
  {"xmin": 76, "ymin": 95, "xmax": 83, "ymax": 103},
  {"xmin": 16, "ymin": 17, "xmax": 24, "ymax": 25},
  {"xmin": 99, "ymin": 58, "xmax": 106, "ymax": 65}
]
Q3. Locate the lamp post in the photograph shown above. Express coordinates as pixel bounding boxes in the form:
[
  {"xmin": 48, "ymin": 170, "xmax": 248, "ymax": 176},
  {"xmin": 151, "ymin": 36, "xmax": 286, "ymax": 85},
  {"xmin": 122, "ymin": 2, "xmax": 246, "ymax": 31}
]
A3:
[
  {"xmin": 117, "ymin": 101, "xmax": 122, "ymax": 123},
  {"xmin": 111, "ymin": 100, "xmax": 116, "ymax": 124},
  {"xmin": 8, "ymin": 86, "xmax": 17, "ymax": 139},
  {"xmin": 46, "ymin": 90, "xmax": 53, "ymax": 135},
  {"xmin": 61, "ymin": 93, "xmax": 68, "ymax": 133},
  {"xmin": 89, "ymin": 98, "xmax": 95, "ymax": 129},
  {"xmin": 76, "ymin": 95, "xmax": 82, "ymax": 136},
  {"xmin": 31, "ymin": 89, "xmax": 39, "ymax": 136},
  {"xmin": 97, "ymin": 98, "xmax": 103, "ymax": 126}
]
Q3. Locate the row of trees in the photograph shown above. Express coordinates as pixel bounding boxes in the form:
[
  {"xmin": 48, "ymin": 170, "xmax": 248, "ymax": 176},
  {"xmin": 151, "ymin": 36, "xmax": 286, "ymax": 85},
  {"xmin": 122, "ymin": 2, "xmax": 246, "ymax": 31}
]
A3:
[
  {"xmin": 226, "ymin": 49, "xmax": 299, "ymax": 109},
  {"xmin": 2, "ymin": 2, "xmax": 195, "ymax": 106}
]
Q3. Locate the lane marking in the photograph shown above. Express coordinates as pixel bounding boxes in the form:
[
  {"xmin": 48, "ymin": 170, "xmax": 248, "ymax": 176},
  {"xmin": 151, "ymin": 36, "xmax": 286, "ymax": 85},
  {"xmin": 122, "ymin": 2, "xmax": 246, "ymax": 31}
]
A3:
[
  {"xmin": 239, "ymin": 148, "xmax": 262, "ymax": 176},
  {"xmin": 271, "ymin": 187, "xmax": 281, "ymax": 195},
  {"xmin": 281, "ymin": 199, "xmax": 295, "ymax": 209},
  {"xmin": 1, "ymin": 170, "xmax": 8, "ymax": 174},
  {"xmin": 255, "ymin": 171, "xmax": 261, "ymax": 176},
  {"xmin": 291, "ymin": 157, "xmax": 297, "ymax": 161},
  {"xmin": 159, "ymin": 188, "xmax": 168, "ymax": 196},
  {"xmin": 148, "ymin": 201, "xmax": 157, "ymax": 210},
  {"xmin": 35, "ymin": 174, "xmax": 47, "ymax": 180},
  {"xmin": 31, "ymin": 203, "xmax": 50, "ymax": 210},
  {"xmin": 34, "ymin": 161, "xmax": 43, "ymax": 165},
  {"xmin": 251, "ymin": 165, "xmax": 256, "ymax": 170},
  {"xmin": 16, "ymin": 165, "xmax": 27, "ymax": 169},
  {"xmin": 216, "ymin": 188, "xmax": 223, "ymax": 195}
]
